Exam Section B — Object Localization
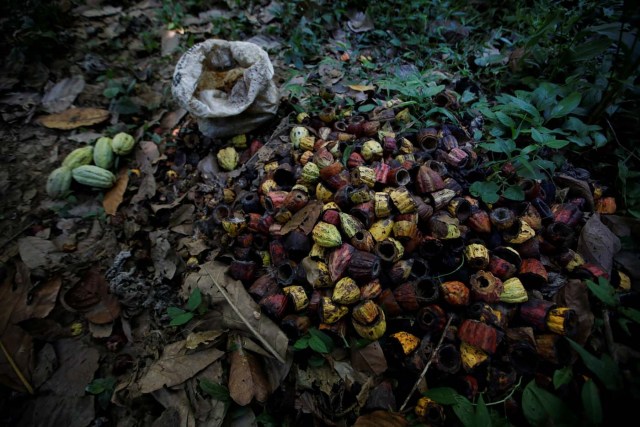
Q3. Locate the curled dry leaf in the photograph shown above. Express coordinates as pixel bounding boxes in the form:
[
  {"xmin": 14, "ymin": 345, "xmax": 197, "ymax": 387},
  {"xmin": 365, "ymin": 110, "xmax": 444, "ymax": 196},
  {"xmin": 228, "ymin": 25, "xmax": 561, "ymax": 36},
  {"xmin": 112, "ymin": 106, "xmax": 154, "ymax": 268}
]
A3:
[
  {"xmin": 38, "ymin": 107, "xmax": 109, "ymax": 130},
  {"xmin": 185, "ymin": 330, "xmax": 223, "ymax": 350},
  {"xmin": 137, "ymin": 340, "xmax": 224, "ymax": 394},
  {"xmin": 228, "ymin": 335, "xmax": 270, "ymax": 406},
  {"xmin": 103, "ymin": 169, "xmax": 129, "ymax": 216},
  {"xmin": 280, "ymin": 200, "xmax": 323, "ymax": 235}
]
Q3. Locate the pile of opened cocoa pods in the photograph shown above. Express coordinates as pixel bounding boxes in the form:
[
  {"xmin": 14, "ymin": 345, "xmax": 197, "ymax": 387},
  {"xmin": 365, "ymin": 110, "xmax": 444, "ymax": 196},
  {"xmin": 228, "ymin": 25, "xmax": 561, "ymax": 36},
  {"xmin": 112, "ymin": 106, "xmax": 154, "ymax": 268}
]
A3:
[{"xmin": 210, "ymin": 101, "xmax": 624, "ymax": 421}]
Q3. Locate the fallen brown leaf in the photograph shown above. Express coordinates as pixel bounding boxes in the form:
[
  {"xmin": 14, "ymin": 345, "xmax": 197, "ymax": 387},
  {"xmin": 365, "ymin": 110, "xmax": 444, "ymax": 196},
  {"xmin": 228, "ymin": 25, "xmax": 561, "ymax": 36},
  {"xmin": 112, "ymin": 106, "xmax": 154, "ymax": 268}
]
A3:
[
  {"xmin": 228, "ymin": 336, "xmax": 269, "ymax": 406},
  {"xmin": 41, "ymin": 339, "xmax": 99, "ymax": 396},
  {"xmin": 353, "ymin": 410, "xmax": 408, "ymax": 427},
  {"xmin": 0, "ymin": 323, "xmax": 34, "ymax": 393},
  {"xmin": 577, "ymin": 213, "xmax": 621, "ymax": 275},
  {"xmin": 348, "ymin": 84, "xmax": 375, "ymax": 91},
  {"xmin": 351, "ymin": 341, "xmax": 388, "ymax": 376},
  {"xmin": 103, "ymin": 169, "xmax": 129, "ymax": 215},
  {"xmin": 38, "ymin": 107, "xmax": 109, "ymax": 130},
  {"xmin": 280, "ymin": 200, "xmax": 323, "ymax": 235},
  {"xmin": 138, "ymin": 340, "xmax": 224, "ymax": 394},
  {"xmin": 17, "ymin": 395, "xmax": 95, "ymax": 427},
  {"xmin": 63, "ymin": 267, "xmax": 121, "ymax": 324}
]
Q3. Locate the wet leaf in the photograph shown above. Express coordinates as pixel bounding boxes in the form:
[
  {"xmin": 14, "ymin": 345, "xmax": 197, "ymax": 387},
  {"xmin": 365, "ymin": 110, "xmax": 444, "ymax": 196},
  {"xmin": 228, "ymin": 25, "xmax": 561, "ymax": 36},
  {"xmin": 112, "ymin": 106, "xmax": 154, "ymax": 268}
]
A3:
[
  {"xmin": 18, "ymin": 236, "xmax": 64, "ymax": 270},
  {"xmin": 38, "ymin": 108, "xmax": 109, "ymax": 130},
  {"xmin": 186, "ymin": 288, "xmax": 202, "ymax": 311},
  {"xmin": 228, "ymin": 337, "xmax": 270, "ymax": 406},
  {"xmin": 581, "ymin": 379, "xmax": 602, "ymax": 425},
  {"xmin": 65, "ymin": 267, "xmax": 121, "ymax": 324},
  {"xmin": 553, "ymin": 366, "xmax": 573, "ymax": 389},
  {"xmin": 547, "ymin": 92, "xmax": 581, "ymax": 120},
  {"xmin": 169, "ymin": 312, "xmax": 194, "ymax": 326},
  {"xmin": 554, "ymin": 279, "xmax": 594, "ymax": 344},
  {"xmin": 137, "ymin": 340, "xmax": 224, "ymax": 393},
  {"xmin": 348, "ymin": 84, "xmax": 375, "ymax": 92},
  {"xmin": 503, "ymin": 185, "xmax": 525, "ymax": 201},
  {"xmin": 585, "ymin": 277, "xmax": 618, "ymax": 307},
  {"xmin": 103, "ymin": 169, "xmax": 129, "ymax": 215},
  {"xmin": 470, "ymin": 181, "xmax": 500, "ymax": 204},
  {"xmin": 308, "ymin": 328, "xmax": 333, "ymax": 354},
  {"xmin": 280, "ymin": 200, "xmax": 323, "ymax": 235},
  {"xmin": 353, "ymin": 410, "xmax": 408, "ymax": 426}
]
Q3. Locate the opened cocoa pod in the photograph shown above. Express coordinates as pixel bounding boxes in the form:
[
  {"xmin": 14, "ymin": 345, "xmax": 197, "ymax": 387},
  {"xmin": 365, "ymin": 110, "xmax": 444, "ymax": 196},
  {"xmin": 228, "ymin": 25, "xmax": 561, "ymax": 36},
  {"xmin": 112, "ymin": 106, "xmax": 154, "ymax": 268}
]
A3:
[
  {"xmin": 321, "ymin": 297, "xmax": 349, "ymax": 324},
  {"xmin": 273, "ymin": 207, "xmax": 293, "ymax": 224},
  {"xmin": 284, "ymin": 230, "xmax": 312, "ymax": 261},
  {"xmin": 416, "ymin": 127, "xmax": 439, "ymax": 152},
  {"xmin": 339, "ymin": 212, "xmax": 364, "ymax": 239},
  {"xmin": 464, "ymin": 243, "xmax": 490, "ymax": 269},
  {"xmin": 535, "ymin": 333, "xmax": 571, "ymax": 365},
  {"xmin": 350, "ymin": 201, "xmax": 375, "ymax": 227},
  {"xmin": 322, "ymin": 202, "xmax": 341, "ymax": 226},
  {"xmin": 302, "ymin": 258, "xmax": 332, "ymax": 288},
  {"xmin": 458, "ymin": 319, "xmax": 501, "ymax": 354},
  {"xmin": 387, "ymin": 166, "xmax": 411, "ymax": 187},
  {"xmin": 346, "ymin": 115, "xmax": 365, "ymax": 136},
  {"xmin": 557, "ymin": 249, "xmax": 585, "ymax": 272},
  {"xmin": 467, "ymin": 302, "xmax": 506, "ymax": 329},
  {"xmin": 546, "ymin": 306, "xmax": 577, "ymax": 336},
  {"xmin": 331, "ymin": 277, "xmax": 361, "ymax": 305},
  {"xmin": 595, "ymin": 196, "xmax": 616, "ymax": 214},
  {"xmin": 351, "ymin": 166, "xmax": 376, "ymax": 188},
  {"xmin": 518, "ymin": 298, "xmax": 554, "ymax": 331},
  {"xmin": 388, "ymin": 259, "xmax": 413, "ymax": 283},
  {"xmin": 373, "ymin": 192, "xmax": 392, "ymax": 218},
  {"xmin": 466, "ymin": 207, "xmax": 491, "ymax": 234},
  {"xmin": 415, "ymin": 164, "xmax": 445, "ymax": 194},
  {"xmin": 414, "ymin": 196, "xmax": 434, "ymax": 223},
  {"xmin": 321, "ymin": 162, "xmax": 350, "ymax": 190},
  {"xmin": 333, "ymin": 184, "xmax": 354, "ymax": 210},
  {"xmin": 428, "ymin": 211, "xmax": 461, "ymax": 240},
  {"xmin": 362, "ymin": 140, "xmax": 383, "ymax": 161},
  {"xmin": 460, "ymin": 342, "xmax": 488, "ymax": 372},
  {"xmin": 504, "ymin": 220, "xmax": 536, "ymax": 245},
  {"xmin": 352, "ymin": 301, "xmax": 386, "ymax": 340},
  {"xmin": 419, "ymin": 235, "xmax": 444, "ymax": 258},
  {"xmin": 264, "ymin": 191, "xmax": 288, "ymax": 213},
  {"xmin": 470, "ymin": 271, "xmax": 503, "ymax": 303},
  {"xmin": 416, "ymin": 278, "xmax": 440, "ymax": 304},
  {"xmin": 221, "ymin": 211, "xmax": 246, "ymax": 237},
  {"xmin": 499, "ymin": 277, "xmax": 528, "ymax": 303},
  {"xmin": 349, "ymin": 186, "xmax": 372, "ymax": 206},
  {"xmin": 313, "ymin": 147, "xmax": 334, "ymax": 169},
  {"xmin": 441, "ymin": 281, "xmax": 470, "ymax": 306},
  {"xmin": 430, "ymin": 189, "xmax": 456, "ymax": 211},
  {"xmin": 410, "ymin": 257, "xmax": 430, "ymax": 280},
  {"xmin": 347, "ymin": 250, "xmax": 381, "ymax": 283},
  {"xmin": 490, "ymin": 207, "xmax": 517, "ymax": 230},
  {"xmin": 376, "ymin": 288, "xmax": 403, "ymax": 317},
  {"xmin": 327, "ymin": 243, "xmax": 355, "ymax": 282},
  {"xmin": 239, "ymin": 192, "xmax": 263, "ymax": 214},
  {"xmin": 389, "ymin": 331, "xmax": 421, "ymax": 357},
  {"xmin": 447, "ymin": 197, "xmax": 472, "ymax": 222},
  {"xmin": 249, "ymin": 274, "xmax": 279, "ymax": 300},
  {"xmin": 273, "ymin": 163, "xmax": 296, "ymax": 187},
  {"xmin": 493, "ymin": 246, "xmax": 522, "ymax": 269},
  {"xmin": 235, "ymin": 232, "xmax": 253, "ymax": 248},
  {"xmin": 489, "ymin": 255, "xmax": 517, "ymax": 280},
  {"xmin": 486, "ymin": 364, "xmax": 517, "ymax": 397},
  {"xmin": 552, "ymin": 203, "xmax": 583, "ymax": 227},
  {"xmin": 283, "ymin": 188, "xmax": 310, "ymax": 213},
  {"xmin": 434, "ymin": 342, "xmax": 462, "ymax": 374},
  {"xmin": 350, "ymin": 229, "xmax": 376, "ymax": 252},
  {"xmin": 275, "ymin": 260, "xmax": 297, "ymax": 286},
  {"xmin": 232, "ymin": 246, "xmax": 252, "ymax": 261},
  {"xmin": 544, "ymin": 221, "xmax": 574, "ymax": 249},
  {"xmin": 373, "ymin": 162, "xmax": 390, "ymax": 185},
  {"xmin": 347, "ymin": 151, "xmax": 366, "ymax": 169},
  {"xmin": 519, "ymin": 202, "xmax": 543, "ymax": 231},
  {"xmin": 259, "ymin": 293, "xmax": 289, "ymax": 320},
  {"xmin": 257, "ymin": 214, "xmax": 275, "ymax": 235},
  {"xmin": 369, "ymin": 218, "xmax": 394, "ymax": 241},
  {"xmin": 228, "ymin": 260, "xmax": 257, "ymax": 282},
  {"xmin": 312, "ymin": 221, "xmax": 342, "ymax": 248},
  {"xmin": 393, "ymin": 282, "xmax": 419, "ymax": 311},
  {"xmin": 519, "ymin": 258, "xmax": 548, "ymax": 287},
  {"xmin": 283, "ymin": 286, "xmax": 309, "ymax": 312},
  {"xmin": 414, "ymin": 397, "xmax": 445, "ymax": 425},
  {"xmin": 308, "ymin": 243, "xmax": 326, "ymax": 260},
  {"xmin": 382, "ymin": 135, "xmax": 398, "ymax": 155},
  {"xmin": 269, "ymin": 240, "xmax": 287, "ymax": 266},
  {"xmin": 375, "ymin": 238, "xmax": 404, "ymax": 263},
  {"xmin": 506, "ymin": 327, "xmax": 538, "ymax": 375},
  {"xmin": 416, "ymin": 304, "xmax": 447, "ymax": 334},
  {"xmin": 443, "ymin": 147, "xmax": 469, "ymax": 168},
  {"xmin": 298, "ymin": 150, "xmax": 314, "ymax": 166},
  {"xmin": 573, "ymin": 263, "xmax": 609, "ymax": 281},
  {"xmin": 361, "ymin": 279, "xmax": 382, "ymax": 300},
  {"xmin": 245, "ymin": 213, "xmax": 262, "ymax": 233},
  {"xmin": 281, "ymin": 314, "xmax": 311, "ymax": 339}
]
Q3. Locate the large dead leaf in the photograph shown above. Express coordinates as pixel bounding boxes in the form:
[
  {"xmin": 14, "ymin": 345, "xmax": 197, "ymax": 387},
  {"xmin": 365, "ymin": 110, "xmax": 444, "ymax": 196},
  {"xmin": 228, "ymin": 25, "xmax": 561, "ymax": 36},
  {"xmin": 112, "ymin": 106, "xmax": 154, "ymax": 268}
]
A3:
[
  {"xmin": 228, "ymin": 336, "xmax": 270, "ymax": 406},
  {"xmin": 183, "ymin": 261, "xmax": 288, "ymax": 363},
  {"xmin": 554, "ymin": 174, "xmax": 595, "ymax": 210},
  {"xmin": 354, "ymin": 410, "xmax": 408, "ymax": 427},
  {"xmin": 0, "ymin": 324, "xmax": 34, "ymax": 392},
  {"xmin": 351, "ymin": 341, "xmax": 388, "ymax": 375},
  {"xmin": 17, "ymin": 396, "xmax": 95, "ymax": 427},
  {"xmin": 41, "ymin": 75, "xmax": 85, "ymax": 114},
  {"xmin": 103, "ymin": 169, "xmax": 129, "ymax": 215},
  {"xmin": 554, "ymin": 279, "xmax": 594, "ymax": 345},
  {"xmin": 577, "ymin": 213, "xmax": 621, "ymax": 275},
  {"xmin": 280, "ymin": 200, "xmax": 323, "ymax": 235},
  {"xmin": 138, "ymin": 340, "xmax": 224, "ymax": 394},
  {"xmin": 41, "ymin": 339, "xmax": 100, "ymax": 396},
  {"xmin": 189, "ymin": 362, "xmax": 228, "ymax": 427},
  {"xmin": 63, "ymin": 267, "xmax": 121, "ymax": 324},
  {"xmin": 38, "ymin": 107, "xmax": 109, "ymax": 130},
  {"xmin": 17, "ymin": 236, "xmax": 64, "ymax": 270},
  {"xmin": 150, "ymin": 229, "xmax": 179, "ymax": 280},
  {"xmin": 152, "ymin": 387, "xmax": 197, "ymax": 427}
]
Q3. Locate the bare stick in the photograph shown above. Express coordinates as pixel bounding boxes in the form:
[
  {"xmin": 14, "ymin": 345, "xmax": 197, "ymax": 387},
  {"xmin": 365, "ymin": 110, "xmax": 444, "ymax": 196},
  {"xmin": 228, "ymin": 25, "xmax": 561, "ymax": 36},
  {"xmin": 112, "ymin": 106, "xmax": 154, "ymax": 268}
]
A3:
[
  {"xmin": 399, "ymin": 315, "xmax": 453, "ymax": 412},
  {"xmin": 0, "ymin": 339, "xmax": 34, "ymax": 394}
]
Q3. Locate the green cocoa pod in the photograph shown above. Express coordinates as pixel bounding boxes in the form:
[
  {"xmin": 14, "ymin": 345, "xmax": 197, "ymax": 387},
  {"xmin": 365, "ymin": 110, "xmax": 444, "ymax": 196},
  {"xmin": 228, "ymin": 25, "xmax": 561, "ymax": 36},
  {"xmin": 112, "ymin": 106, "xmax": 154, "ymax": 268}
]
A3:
[
  {"xmin": 72, "ymin": 165, "xmax": 116, "ymax": 188},
  {"xmin": 62, "ymin": 146, "xmax": 94, "ymax": 170},
  {"xmin": 93, "ymin": 137, "xmax": 114, "ymax": 170},
  {"xmin": 46, "ymin": 166, "xmax": 72, "ymax": 199},
  {"xmin": 111, "ymin": 132, "xmax": 136, "ymax": 155}
]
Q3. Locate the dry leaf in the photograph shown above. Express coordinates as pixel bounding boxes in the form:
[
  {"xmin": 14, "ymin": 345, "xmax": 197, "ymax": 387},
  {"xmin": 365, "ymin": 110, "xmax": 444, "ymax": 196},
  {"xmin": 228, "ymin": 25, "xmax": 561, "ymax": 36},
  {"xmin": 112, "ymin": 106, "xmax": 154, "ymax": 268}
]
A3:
[
  {"xmin": 190, "ymin": 362, "xmax": 228, "ymax": 426},
  {"xmin": 17, "ymin": 396, "xmax": 95, "ymax": 427},
  {"xmin": 577, "ymin": 213, "xmax": 621, "ymax": 275},
  {"xmin": 31, "ymin": 343, "xmax": 57, "ymax": 388},
  {"xmin": 41, "ymin": 76, "xmax": 85, "ymax": 114},
  {"xmin": 41, "ymin": 339, "xmax": 100, "ymax": 396},
  {"xmin": 554, "ymin": 174, "xmax": 595, "ymax": 210},
  {"xmin": 0, "ymin": 323, "xmax": 34, "ymax": 392},
  {"xmin": 354, "ymin": 410, "xmax": 408, "ymax": 427},
  {"xmin": 554, "ymin": 279, "xmax": 594, "ymax": 345},
  {"xmin": 63, "ymin": 267, "xmax": 121, "ymax": 324},
  {"xmin": 351, "ymin": 341, "xmax": 388, "ymax": 375},
  {"xmin": 17, "ymin": 236, "xmax": 64, "ymax": 270},
  {"xmin": 152, "ymin": 387, "xmax": 197, "ymax": 427},
  {"xmin": 103, "ymin": 169, "xmax": 129, "ymax": 215},
  {"xmin": 138, "ymin": 340, "xmax": 224, "ymax": 393},
  {"xmin": 183, "ymin": 261, "xmax": 288, "ymax": 363},
  {"xmin": 186, "ymin": 330, "xmax": 223, "ymax": 350},
  {"xmin": 228, "ymin": 336, "xmax": 270, "ymax": 406},
  {"xmin": 38, "ymin": 108, "xmax": 109, "ymax": 130},
  {"xmin": 280, "ymin": 200, "xmax": 323, "ymax": 235},
  {"xmin": 348, "ymin": 84, "xmax": 375, "ymax": 92}
]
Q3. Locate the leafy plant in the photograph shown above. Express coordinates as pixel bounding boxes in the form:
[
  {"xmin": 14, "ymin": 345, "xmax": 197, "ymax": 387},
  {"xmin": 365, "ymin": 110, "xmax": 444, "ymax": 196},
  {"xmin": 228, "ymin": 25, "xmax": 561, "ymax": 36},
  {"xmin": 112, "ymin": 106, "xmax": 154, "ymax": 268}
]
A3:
[
  {"xmin": 423, "ymin": 387, "xmax": 512, "ymax": 427},
  {"xmin": 166, "ymin": 288, "xmax": 205, "ymax": 326},
  {"xmin": 86, "ymin": 377, "xmax": 116, "ymax": 410},
  {"xmin": 586, "ymin": 276, "xmax": 640, "ymax": 334},
  {"xmin": 199, "ymin": 378, "xmax": 231, "ymax": 404},
  {"xmin": 292, "ymin": 327, "xmax": 334, "ymax": 366}
]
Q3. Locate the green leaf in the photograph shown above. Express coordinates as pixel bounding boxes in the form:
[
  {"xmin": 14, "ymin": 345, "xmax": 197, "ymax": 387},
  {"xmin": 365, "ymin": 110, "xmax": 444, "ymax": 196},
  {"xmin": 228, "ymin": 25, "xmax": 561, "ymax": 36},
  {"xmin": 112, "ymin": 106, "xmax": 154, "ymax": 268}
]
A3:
[
  {"xmin": 169, "ymin": 311, "xmax": 194, "ymax": 326},
  {"xmin": 553, "ymin": 366, "xmax": 574, "ymax": 389},
  {"xmin": 503, "ymin": 94, "xmax": 541, "ymax": 122},
  {"xmin": 358, "ymin": 104, "xmax": 376, "ymax": 113},
  {"xmin": 342, "ymin": 144, "xmax": 355, "ymax": 166},
  {"xmin": 103, "ymin": 86, "xmax": 121, "ymax": 99},
  {"xmin": 571, "ymin": 38, "xmax": 611, "ymax": 62},
  {"xmin": 585, "ymin": 278, "xmax": 619, "ymax": 307},
  {"xmin": 469, "ymin": 181, "xmax": 500, "ymax": 204},
  {"xmin": 544, "ymin": 139, "xmax": 570, "ymax": 149},
  {"xmin": 592, "ymin": 132, "xmax": 608, "ymax": 148},
  {"xmin": 619, "ymin": 307, "xmax": 640, "ymax": 324},
  {"xmin": 547, "ymin": 92, "xmax": 582, "ymax": 120},
  {"xmin": 503, "ymin": 185, "xmax": 525, "ymax": 201},
  {"xmin": 516, "ymin": 159, "xmax": 545, "ymax": 180},
  {"xmin": 423, "ymin": 387, "xmax": 460, "ymax": 405},
  {"xmin": 186, "ymin": 288, "xmax": 202, "ymax": 312},
  {"xmin": 452, "ymin": 395, "xmax": 476, "ymax": 427},
  {"xmin": 531, "ymin": 127, "xmax": 550, "ymax": 144},
  {"xmin": 167, "ymin": 306, "xmax": 187, "ymax": 317},
  {"xmin": 308, "ymin": 336, "xmax": 331, "ymax": 354},
  {"xmin": 308, "ymin": 354, "xmax": 326, "ymax": 367},
  {"xmin": 479, "ymin": 139, "xmax": 516, "ymax": 154},
  {"xmin": 475, "ymin": 394, "xmax": 491, "ymax": 427},
  {"xmin": 309, "ymin": 328, "xmax": 334, "ymax": 351},
  {"xmin": 86, "ymin": 377, "xmax": 115, "ymax": 396},
  {"xmin": 567, "ymin": 338, "xmax": 623, "ymax": 390},
  {"xmin": 256, "ymin": 412, "xmax": 278, "ymax": 427},
  {"xmin": 293, "ymin": 336, "xmax": 310, "ymax": 350},
  {"xmin": 581, "ymin": 379, "xmax": 602, "ymax": 425},
  {"xmin": 495, "ymin": 111, "xmax": 516, "ymax": 129},
  {"xmin": 199, "ymin": 379, "xmax": 231, "ymax": 402},
  {"xmin": 522, "ymin": 380, "xmax": 574, "ymax": 426}
]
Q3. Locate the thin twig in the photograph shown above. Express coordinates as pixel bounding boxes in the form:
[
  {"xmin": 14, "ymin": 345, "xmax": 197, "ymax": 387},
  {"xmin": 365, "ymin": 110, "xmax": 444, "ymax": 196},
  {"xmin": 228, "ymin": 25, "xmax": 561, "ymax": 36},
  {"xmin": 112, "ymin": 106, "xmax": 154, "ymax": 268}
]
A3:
[
  {"xmin": 399, "ymin": 315, "xmax": 453, "ymax": 412},
  {"xmin": 0, "ymin": 339, "xmax": 34, "ymax": 395},
  {"xmin": 202, "ymin": 264, "xmax": 286, "ymax": 364},
  {"xmin": 0, "ymin": 221, "xmax": 34, "ymax": 249},
  {"xmin": 606, "ymin": 118, "xmax": 640, "ymax": 162}
]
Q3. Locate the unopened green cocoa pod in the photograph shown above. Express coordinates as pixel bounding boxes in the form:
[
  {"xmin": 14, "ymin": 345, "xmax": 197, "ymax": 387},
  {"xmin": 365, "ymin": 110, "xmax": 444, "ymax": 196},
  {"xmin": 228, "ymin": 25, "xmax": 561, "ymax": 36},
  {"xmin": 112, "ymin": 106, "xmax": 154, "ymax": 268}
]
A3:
[
  {"xmin": 62, "ymin": 146, "xmax": 94, "ymax": 170},
  {"xmin": 93, "ymin": 137, "xmax": 114, "ymax": 169},
  {"xmin": 72, "ymin": 165, "xmax": 116, "ymax": 188},
  {"xmin": 46, "ymin": 166, "xmax": 72, "ymax": 199},
  {"xmin": 111, "ymin": 132, "xmax": 136, "ymax": 155}
]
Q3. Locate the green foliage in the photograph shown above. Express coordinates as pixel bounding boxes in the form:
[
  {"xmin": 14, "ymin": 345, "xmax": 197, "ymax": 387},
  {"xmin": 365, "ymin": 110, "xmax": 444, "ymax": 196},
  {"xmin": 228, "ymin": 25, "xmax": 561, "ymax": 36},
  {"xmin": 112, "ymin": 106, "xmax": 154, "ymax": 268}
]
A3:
[
  {"xmin": 167, "ymin": 288, "xmax": 205, "ymax": 326},
  {"xmin": 199, "ymin": 378, "xmax": 231, "ymax": 403},
  {"xmin": 86, "ymin": 377, "xmax": 116, "ymax": 410},
  {"xmin": 567, "ymin": 338, "xmax": 623, "ymax": 391},
  {"xmin": 586, "ymin": 277, "xmax": 640, "ymax": 333},
  {"xmin": 424, "ymin": 387, "xmax": 511, "ymax": 427},
  {"xmin": 522, "ymin": 380, "xmax": 575, "ymax": 426},
  {"xmin": 293, "ymin": 327, "xmax": 334, "ymax": 358}
]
